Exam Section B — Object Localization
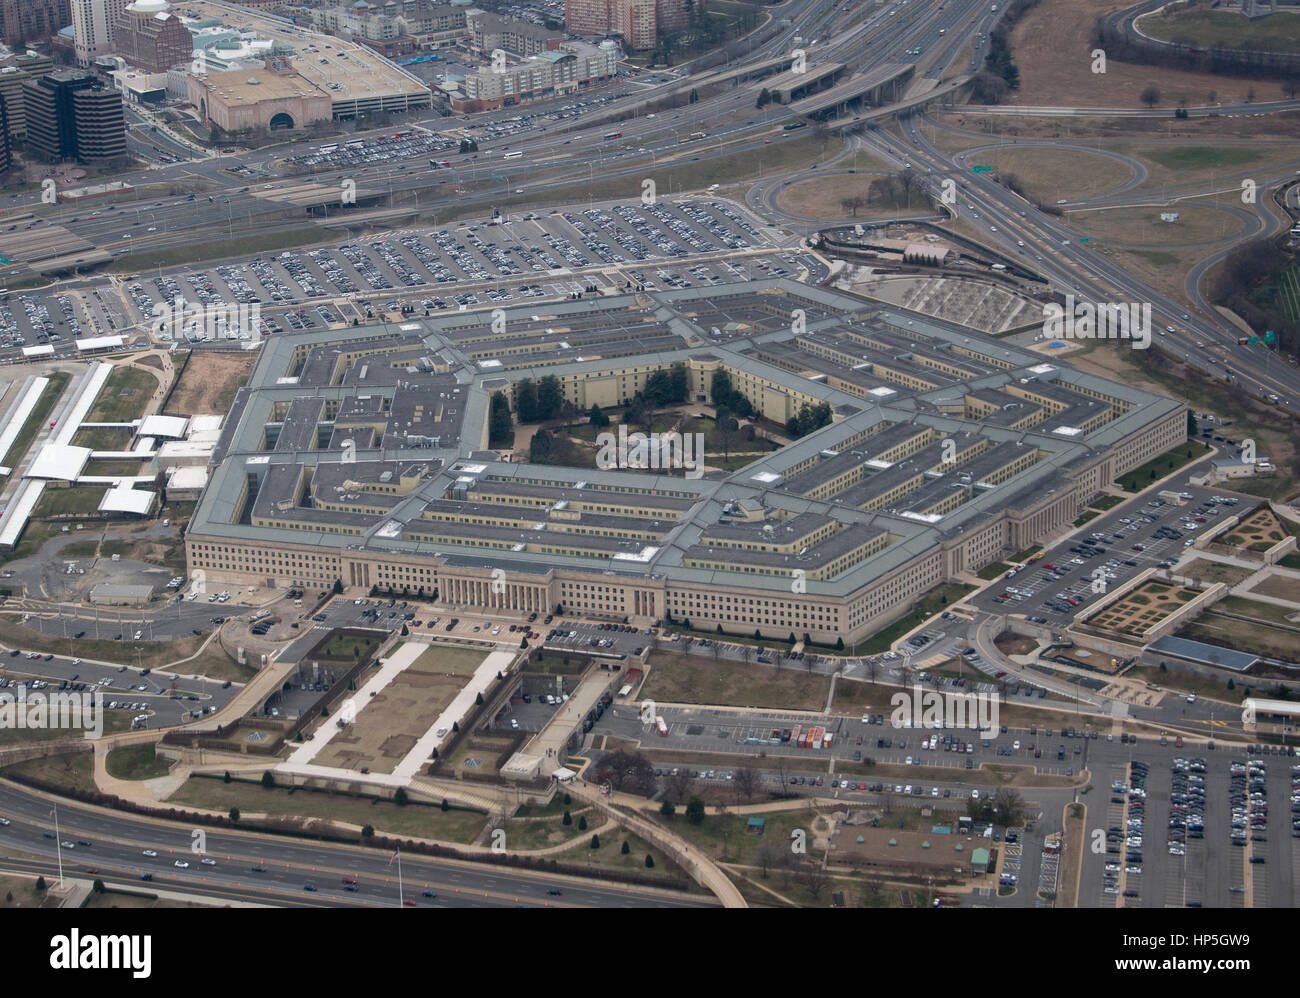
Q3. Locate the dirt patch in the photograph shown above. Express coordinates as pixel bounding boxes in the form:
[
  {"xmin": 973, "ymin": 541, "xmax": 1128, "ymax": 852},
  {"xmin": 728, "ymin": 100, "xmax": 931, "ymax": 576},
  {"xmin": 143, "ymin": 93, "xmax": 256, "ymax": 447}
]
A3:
[
  {"xmin": 775, "ymin": 171, "xmax": 913, "ymax": 220},
  {"xmin": 1244, "ymin": 573, "xmax": 1300, "ymax": 605},
  {"xmin": 965, "ymin": 146, "xmax": 1134, "ymax": 203},
  {"xmin": 994, "ymin": 632, "xmax": 1038, "ymax": 656},
  {"xmin": 1069, "ymin": 203, "xmax": 1246, "ymax": 249},
  {"xmin": 312, "ymin": 666, "xmax": 470, "ymax": 775},
  {"xmin": 1178, "ymin": 558, "xmax": 1253, "ymax": 587},
  {"xmin": 165, "ymin": 351, "xmax": 254, "ymax": 417}
]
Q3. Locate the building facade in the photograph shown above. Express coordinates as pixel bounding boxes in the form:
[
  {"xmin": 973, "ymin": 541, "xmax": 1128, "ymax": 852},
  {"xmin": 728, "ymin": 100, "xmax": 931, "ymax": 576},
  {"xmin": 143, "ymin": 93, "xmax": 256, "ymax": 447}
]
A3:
[
  {"xmin": 71, "ymin": 0, "xmax": 128, "ymax": 64},
  {"xmin": 0, "ymin": 0, "xmax": 71, "ymax": 47},
  {"xmin": 23, "ymin": 69, "xmax": 126, "ymax": 162},
  {"xmin": 114, "ymin": 0, "xmax": 193, "ymax": 73}
]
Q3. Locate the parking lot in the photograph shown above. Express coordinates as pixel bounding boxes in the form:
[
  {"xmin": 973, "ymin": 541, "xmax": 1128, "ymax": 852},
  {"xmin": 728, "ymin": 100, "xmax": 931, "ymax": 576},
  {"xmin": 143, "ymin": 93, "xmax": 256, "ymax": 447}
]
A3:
[
  {"xmin": 0, "ymin": 648, "xmax": 235, "ymax": 728},
  {"xmin": 970, "ymin": 486, "xmax": 1243, "ymax": 628},
  {"xmin": 117, "ymin": 198, "xmax": 788, "ymax": 339},
  {"xmin": 1080, "ymin": 742, "xmax": 1299, "ymax": 908},
  {"xmin": 0, "ymin": 290, "xmax": 113, "ymax": 351}
]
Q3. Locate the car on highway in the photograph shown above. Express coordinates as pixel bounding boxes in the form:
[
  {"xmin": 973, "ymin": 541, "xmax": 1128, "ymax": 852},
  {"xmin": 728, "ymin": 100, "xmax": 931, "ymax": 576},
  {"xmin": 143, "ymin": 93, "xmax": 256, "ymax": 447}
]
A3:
[{"xmin": 142, "ymin": 849, "xmax": 157, "ymax": 857}]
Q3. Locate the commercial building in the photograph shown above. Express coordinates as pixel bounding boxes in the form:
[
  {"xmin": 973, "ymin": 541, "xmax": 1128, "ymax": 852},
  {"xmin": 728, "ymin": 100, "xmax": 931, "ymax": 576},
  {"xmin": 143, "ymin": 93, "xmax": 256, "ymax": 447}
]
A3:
[
  {"xmin": 185, "ymin": 279, "xmax": 1184, "ymax": 645},
  {"xmin": 187, "ymin": 58, "xmax": 333, "ymax": 132},
  {"xmin": 182, "ymin": 0, "xmax": 431, "ymax": 124},
  {"xmin": 0, "ymin": 55, "xmax": 57, "ymax": 141},
  {"xmin": 23, "ymin": 69, "xmax": 127, "ymax": 162},
  {"xmin": 113, "ymin": 0, "xmax": 193, "ymax": 73},
  {"xmin": 0, "ymin": 92, "xmax": 11, "ymax": 172}
]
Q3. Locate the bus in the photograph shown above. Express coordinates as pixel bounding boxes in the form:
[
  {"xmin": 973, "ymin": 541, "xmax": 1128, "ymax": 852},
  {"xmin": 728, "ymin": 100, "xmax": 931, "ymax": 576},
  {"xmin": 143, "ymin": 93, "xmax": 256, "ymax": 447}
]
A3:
[
  {"xmin": 318, "ymin": 144, "xmax": 338, "ymax": 154},
  {"xmin": 783, "ymin": 121, "xmax": 807, "ymax": 131},
  {"xmin": 502, "ymin": 150, "xmax": 523, "ymax": 159},
  {"xmin": 690, "ymin": 131, "xmax": 706, "ymax": 139},
  {"xmin": 429, "ymin": 159, "xmax": 452, "ymax": 168},
  {"xmin": 604, "ymin": 130, "xmax": 623, "ymax": 140}
]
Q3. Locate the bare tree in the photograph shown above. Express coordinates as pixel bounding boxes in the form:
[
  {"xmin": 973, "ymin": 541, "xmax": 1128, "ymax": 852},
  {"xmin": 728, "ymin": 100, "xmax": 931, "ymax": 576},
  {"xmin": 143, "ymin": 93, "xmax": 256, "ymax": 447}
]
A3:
[
  {"xmin": 757, "ymin": 841, "xmax": 784, "ymax": 879},
  {"xmin": 1140, "ymin": 85, "xmax": 1160, "ymax": 108},
  {"xmin": 993, "ymin": 787, "xmax": 1026, "ymax": 828},
  {"xmin": 666, "ymin": 767, "xmax": 695, "ymax": 802},
  {"xmin": 734, "ymin": 766, "xmax": 759, "ymax": 803},
  {"xmin": 801, "ymin": 860, "xmax": 829, "ymax": 901}
]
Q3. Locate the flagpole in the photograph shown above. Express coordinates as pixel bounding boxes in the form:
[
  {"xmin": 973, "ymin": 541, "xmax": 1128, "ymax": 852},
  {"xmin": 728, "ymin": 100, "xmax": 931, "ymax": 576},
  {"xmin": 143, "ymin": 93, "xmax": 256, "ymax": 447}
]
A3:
[{"xmin": 51, "ymin": 807, "xmax": 64, "ymax": 888}]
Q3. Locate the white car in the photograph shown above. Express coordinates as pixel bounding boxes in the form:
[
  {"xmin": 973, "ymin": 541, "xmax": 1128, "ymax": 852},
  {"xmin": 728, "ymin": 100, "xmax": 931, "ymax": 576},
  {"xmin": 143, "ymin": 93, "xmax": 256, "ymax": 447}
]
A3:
[
  {"xmin": 142, "ymin": 849, "xmax": 157, "ymax": 857},
  {"xmin": 1013, "ymin": 740, "xmax": 1021, "ymax": 750},
  {"xmin": 201, "ymin": 857, "xmax": 217, "ymax": 866},
  {"xmin": 174, "ymin": 860, "xmax": 189, "ymax": 868},
  {"xmin": 971, "ymin": 789, "xmax": 981, "ymax": 800},
  {"xmin": 1185, "ymin": 694, "xmax": 1197, "ymax": 703}
]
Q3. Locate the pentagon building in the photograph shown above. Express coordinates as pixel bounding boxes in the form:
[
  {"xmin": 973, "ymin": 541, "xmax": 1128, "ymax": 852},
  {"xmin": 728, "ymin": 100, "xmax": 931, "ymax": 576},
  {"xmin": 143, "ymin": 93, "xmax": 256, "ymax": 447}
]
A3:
[{"xmin": 185, "ymin": 280, "xmax": 1184, "ymax": 644}]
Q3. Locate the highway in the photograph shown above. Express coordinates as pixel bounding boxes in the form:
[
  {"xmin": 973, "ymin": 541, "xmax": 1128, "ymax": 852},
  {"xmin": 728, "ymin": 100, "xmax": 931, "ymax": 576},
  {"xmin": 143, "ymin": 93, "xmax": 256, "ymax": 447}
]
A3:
[{"xmin": 0, "ymin": 782, "xmax": 706, "ymax": 908}]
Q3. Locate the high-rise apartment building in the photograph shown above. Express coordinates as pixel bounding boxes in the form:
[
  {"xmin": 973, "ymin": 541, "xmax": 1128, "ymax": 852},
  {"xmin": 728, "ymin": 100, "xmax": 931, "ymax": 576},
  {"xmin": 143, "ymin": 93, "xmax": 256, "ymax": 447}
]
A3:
[
  {"xmin": 71, "ymin": 0, "xmax": 128, "ymax": 65},
  {"xmin": 0, "ymin": 0, "xmax": 72, "ymax": 48},
  {"xmin": 565, "ymin": 0, "xmax": 694, "ymax": 50}
]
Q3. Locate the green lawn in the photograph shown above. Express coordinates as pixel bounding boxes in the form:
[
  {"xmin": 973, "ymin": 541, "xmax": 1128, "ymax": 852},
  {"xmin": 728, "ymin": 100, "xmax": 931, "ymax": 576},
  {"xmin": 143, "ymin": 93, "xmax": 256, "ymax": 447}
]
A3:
[
  {"xmin": 168, "ymin": 776, "xmax": 489, "ymax": 842},
  {"xmin": 1142, "ymin": 147, "xmax": 1262, "ymax": 172},
  {"xmin": 642, "ymin": 650, "xmax": 831, "ymax": 711},
  {"xmin": 105, "ymin": 743, "xmax": 173, "ymax": 781},
  {"xmin": 1138, "ymin": 8, "xmax": 1300, "ymax": 53},
  {"xmin": 1, "ymin": 753, "xmax": 97, "ymax": 794},
  {"xmin": 32, "ymin": 487, "xmax": 108, "ymax": 518},
  {"xmin": 1090, "ymin": 494, "xmax": 1125, "ymax": 510},
  {"xmin": 0, "ymin": 710, "xmax": 132, "ymax": 747},
  {"xmin": 71, "ymin": 426, "xmax": 132, "ymax": 451},
  {"xmin": 315, "ymin": 631, "xmax": 382, "ymax": 661},
  {"xmin": 1117, "ymin": 441, "xmax": 1212, "ymax": 492},
  {"xmin": 86, "ymin": 366, "xmax": 159, "ymax": 423},
  {"xmin": 976, "ymin": 561, "xmax": 1013, "ymax": 581}
]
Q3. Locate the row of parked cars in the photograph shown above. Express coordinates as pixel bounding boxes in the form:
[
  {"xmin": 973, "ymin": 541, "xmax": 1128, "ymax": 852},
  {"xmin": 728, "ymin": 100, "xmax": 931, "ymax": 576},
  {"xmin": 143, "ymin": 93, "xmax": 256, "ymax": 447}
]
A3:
[{"xmin": 1231, "ymin": 758, "xmax": 1269, "ymax": 856}]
